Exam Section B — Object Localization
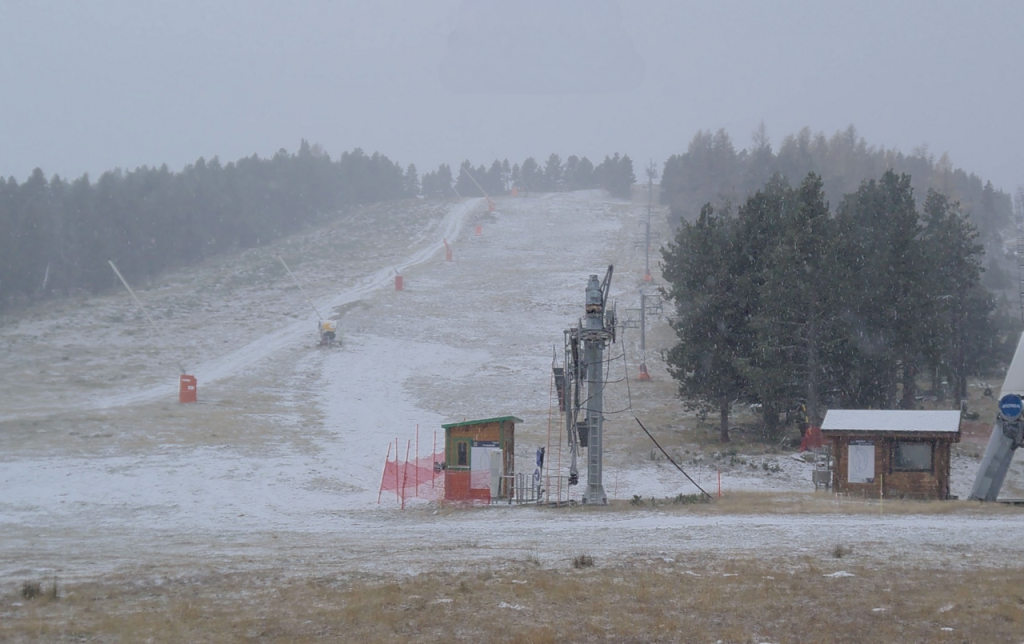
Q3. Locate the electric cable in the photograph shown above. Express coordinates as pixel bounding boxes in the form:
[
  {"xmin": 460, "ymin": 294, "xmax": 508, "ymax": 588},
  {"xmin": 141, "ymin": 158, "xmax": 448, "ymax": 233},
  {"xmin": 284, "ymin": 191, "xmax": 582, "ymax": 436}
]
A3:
[{"xmin": 618, "ymin": 324, "xmax": 713, "ymax": 499}]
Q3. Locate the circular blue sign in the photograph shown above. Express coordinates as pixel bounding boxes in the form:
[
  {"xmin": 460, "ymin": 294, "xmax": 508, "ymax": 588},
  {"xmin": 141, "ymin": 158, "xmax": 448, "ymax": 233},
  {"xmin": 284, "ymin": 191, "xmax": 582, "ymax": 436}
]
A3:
[{"xmin": 999, "ymin": 394, "xmax": 1023, "ymax": 421}]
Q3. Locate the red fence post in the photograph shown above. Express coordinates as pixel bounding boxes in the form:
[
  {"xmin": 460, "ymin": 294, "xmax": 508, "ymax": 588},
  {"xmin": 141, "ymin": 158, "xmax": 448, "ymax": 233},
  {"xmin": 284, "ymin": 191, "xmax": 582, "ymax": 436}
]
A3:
[
  {"xmin": 401, "ymin": 439, "xmax": 412, "ymax": 509},
  {"xmin": 377, "ymin": 441, "xmax": 392, "ymax": 504},
  {"xmin": 394, "ymin": 438, "xmax": 400, "ymax": 503}
]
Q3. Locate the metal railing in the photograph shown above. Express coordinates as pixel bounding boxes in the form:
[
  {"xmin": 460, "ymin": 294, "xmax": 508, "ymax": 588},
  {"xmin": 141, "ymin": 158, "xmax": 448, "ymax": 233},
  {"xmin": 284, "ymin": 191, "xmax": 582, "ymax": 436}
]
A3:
[{"xmin": 496, "ymin": 473, "xmax": 577, "ymax": 505}]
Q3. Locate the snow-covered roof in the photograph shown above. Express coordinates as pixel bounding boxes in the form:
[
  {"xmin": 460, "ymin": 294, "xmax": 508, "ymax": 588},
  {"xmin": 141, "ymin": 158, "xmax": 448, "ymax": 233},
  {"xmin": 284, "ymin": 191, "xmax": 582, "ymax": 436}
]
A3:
[{"xmin": 821, "ymin": 410, "xmax": 961, "ymax": 433}]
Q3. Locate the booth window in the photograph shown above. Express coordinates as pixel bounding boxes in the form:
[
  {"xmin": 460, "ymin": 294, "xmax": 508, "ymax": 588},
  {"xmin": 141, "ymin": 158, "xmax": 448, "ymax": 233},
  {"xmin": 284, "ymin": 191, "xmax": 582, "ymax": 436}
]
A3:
[
  {"xmin": 892, "ymin": 441, "xmax": 933, "ymax": 472},
  {"xmin": 456, "ymin": 441, "xmax": 468, "ymax": 467}
]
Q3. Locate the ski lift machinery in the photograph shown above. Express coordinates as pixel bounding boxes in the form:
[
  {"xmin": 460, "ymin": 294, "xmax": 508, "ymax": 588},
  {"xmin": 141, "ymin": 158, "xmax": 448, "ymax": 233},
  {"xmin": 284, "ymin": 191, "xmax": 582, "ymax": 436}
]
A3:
[
  {"xmin": 559, "ymin": 265, "xmax": 617, "ymax": 505},
  {"xmin": 971, "ymin": 331, "xmax": 1024, "ymax": 500}
]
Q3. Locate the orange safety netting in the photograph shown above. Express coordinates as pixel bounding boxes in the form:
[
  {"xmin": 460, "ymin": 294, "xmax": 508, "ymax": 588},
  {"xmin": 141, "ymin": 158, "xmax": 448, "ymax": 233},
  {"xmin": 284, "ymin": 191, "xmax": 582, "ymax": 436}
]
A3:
[
  {"xmin": 378, "ymin": 448, "xmax": 446, "ymax": 506},
  {"xmin": 799, "ymin": 426, "xmax": 824, "ymax": 452}
]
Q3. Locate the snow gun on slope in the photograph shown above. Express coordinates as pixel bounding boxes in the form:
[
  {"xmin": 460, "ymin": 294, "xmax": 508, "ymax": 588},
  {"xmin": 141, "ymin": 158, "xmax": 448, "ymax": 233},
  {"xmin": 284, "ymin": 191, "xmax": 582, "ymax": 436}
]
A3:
[
  {"xmin": 275, "ymin": 254, "xmax": 337, "ymax": 347},
  {"xmin": 971, "ymin": 331, "xmax": 1024, "ymax": 500},
  {"xmin": 108, "ymin": 259, "xmax": 197, "ymax": 403}
]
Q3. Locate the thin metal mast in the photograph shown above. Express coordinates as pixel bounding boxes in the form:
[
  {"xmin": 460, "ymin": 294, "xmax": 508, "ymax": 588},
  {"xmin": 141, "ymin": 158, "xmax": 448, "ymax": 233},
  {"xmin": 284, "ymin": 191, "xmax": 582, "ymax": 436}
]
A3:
[
  {"xmin": 108, "ymin": 260, "xmax": 187, "ymax": 375},
  {"xmin": 460, "ymin": 165, "xmax": 496, "ymax": 212},
  {"xmin": 583, "ymin": 275, "xmax": 607, "ymax": 504},
  {"xmin": 640, "ymin": 289, "xmax": 646, "ymax": 357},
  {"xmin": 565, "ymin": 327, "xmax": 581, "ymax": 487},
  {"xmin": 275, "ymin": 254, "xmax": 324, "ymax": 322},
  {"xmin": 582, "ymin": 267, "xmax": 615, "ymax": 504},
  {"xmin": 644, "ymin": 160, "xmax": 656, "ymax": 282}
]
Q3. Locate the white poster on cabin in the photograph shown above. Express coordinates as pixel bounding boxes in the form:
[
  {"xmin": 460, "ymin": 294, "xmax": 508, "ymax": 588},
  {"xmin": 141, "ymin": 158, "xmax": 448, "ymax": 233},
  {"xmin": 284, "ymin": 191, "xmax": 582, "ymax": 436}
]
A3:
[
  {"xmin": 471, "ymin": 441, "xmax": 500, "ymax": 490},
  {"xmin": 848, "ymin": 440, "xmax": 875, "ymax": 484}
]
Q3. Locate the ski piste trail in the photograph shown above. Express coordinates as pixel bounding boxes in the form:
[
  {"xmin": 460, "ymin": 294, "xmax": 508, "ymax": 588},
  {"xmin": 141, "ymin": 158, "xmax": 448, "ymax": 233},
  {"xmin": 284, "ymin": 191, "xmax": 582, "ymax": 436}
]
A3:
[
  {"xmin": 75, "ymin": 198, "xmax": 483, "ymax": 412},
  {"xmin": 5, "ymin": 191, "xmax": 1024, "ymax": 584}
]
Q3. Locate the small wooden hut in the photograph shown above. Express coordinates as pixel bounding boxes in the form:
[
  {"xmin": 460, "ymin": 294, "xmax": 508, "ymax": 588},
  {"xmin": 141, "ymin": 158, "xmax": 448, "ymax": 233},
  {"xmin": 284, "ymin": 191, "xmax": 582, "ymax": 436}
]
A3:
[
  {"xmin": 442, "ymin": 416, "xmax": 520, "ymax": 502},
  {"xmin": 821, "ymin": 410, "xmax": 961, "ymax": 500}
]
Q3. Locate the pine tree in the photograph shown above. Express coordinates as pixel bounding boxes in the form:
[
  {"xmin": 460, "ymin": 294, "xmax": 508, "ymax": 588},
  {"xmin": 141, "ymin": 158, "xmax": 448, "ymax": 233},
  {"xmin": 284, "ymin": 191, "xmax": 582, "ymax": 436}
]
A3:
[
  {"xmin": 835, "ymin": 170, "xmax": 927, "ymax": 409},
  {"xmin": 435, "ymin": 164, "xmax": 454, "ymax": 197},
  {"xmin": 564, "ymin": 155, "xmax": 580, "ymax": 190},
  {"xmin": 520, "ymin": 157, "xmax": 540, "ymax": 193},
  {"xmin": 751, "ymin": 174, "xmax": 839, "ymax": 427},
  {"xmin": 0, "ymin": 143, "xmax": 432, "ymax": 310},
  {"xmin": 596, "ymin": 153, "xmax": 635, "ymax": 199},
  {"xmin": 485, "ymin": 160, "xmax": 503, "ymax": 195},
  {"xmin": 501, "ymin": 159, "xmax": 511, "ymax": 192},
  {"xmin": 576, "ymin": 157, "xmax": 595, "ymax": 188},
  {"xmin": 920, "ymin": 189, "xmax": 992, "ymax": 406},
  {"xmin": 543, "ymin": 154, "xmax": 563, "ymax": 191},
  {"xmin": 662, "ymin": 204, "xmax": 747, "ymax": 442},
  {"xmin": 730, "ymin": 175, "xmax": 793, "ymax": 433},
  {"xmin": 403, "ymin": 164, "xmax": 420, "ymax": 198}
]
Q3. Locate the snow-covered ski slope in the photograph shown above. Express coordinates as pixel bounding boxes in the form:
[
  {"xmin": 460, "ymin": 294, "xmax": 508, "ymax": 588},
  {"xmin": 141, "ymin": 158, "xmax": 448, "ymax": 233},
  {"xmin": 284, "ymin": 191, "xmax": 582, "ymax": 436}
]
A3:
[
  {"xmin": 0, "ymin": 199, "xmax": 481, "ymax": 420},
  {"xmin": 3, "ymin": 190, "xmax": 1024, "ymax": 582}
]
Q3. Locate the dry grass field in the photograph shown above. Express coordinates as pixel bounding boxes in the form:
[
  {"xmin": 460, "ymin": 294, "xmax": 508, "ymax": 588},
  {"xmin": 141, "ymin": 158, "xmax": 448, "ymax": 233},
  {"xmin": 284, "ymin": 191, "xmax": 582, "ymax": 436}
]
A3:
[
  {"xmin": 3, "ymin": 552, "xmax": 1021, "ymax": 643},
  {"xmin": 5, "ymin": 495, "xmax": 1024, "ymax": 643}
]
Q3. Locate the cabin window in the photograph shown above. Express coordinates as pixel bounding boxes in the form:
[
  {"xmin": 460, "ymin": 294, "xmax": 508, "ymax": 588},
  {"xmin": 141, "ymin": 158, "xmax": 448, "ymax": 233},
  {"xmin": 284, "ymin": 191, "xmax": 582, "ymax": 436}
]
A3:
[
  {"xmin": 457, "ymin": 441, "xmax": 468, "ymax": 467},
  {"xmin": 892, "ymin": 441, "xmax": 933, "ymax": 472}
]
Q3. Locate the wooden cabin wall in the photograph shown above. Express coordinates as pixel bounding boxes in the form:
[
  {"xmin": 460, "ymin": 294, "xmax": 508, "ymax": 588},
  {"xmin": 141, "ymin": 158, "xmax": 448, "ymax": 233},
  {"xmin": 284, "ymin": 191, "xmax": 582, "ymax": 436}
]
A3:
[
  {"xmin": 885, "ymin": 442, "xmax": 951, "ymax": 499},
  {"xmin": 443, "ymin": 420, "xmax": 516, "ymax": 501},
  {"xmin": 829, "ymin": 435, "xmax": 954, "ymax": 500},
  {"xmin": 830, "ymin": 436, "xmax": 885, "ymax": 498}
]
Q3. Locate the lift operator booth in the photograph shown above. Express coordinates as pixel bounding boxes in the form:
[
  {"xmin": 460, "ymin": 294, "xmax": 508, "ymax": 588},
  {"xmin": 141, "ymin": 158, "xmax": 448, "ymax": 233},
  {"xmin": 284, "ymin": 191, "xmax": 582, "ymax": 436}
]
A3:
[
  {"xmin": 442, "ymin": 416, "xmax": 520, "ymax": 503},
  {"xmin": 822, "ymin": 409, "xmax": 961, "ymax": 500}
]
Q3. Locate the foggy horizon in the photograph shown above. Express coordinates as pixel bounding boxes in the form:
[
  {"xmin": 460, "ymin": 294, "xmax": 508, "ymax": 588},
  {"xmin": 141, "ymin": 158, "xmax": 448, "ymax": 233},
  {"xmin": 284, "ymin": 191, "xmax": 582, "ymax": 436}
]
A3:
[{"xmin": 1, "ymin": 0, "xmax": 1021, "ymax": 192}]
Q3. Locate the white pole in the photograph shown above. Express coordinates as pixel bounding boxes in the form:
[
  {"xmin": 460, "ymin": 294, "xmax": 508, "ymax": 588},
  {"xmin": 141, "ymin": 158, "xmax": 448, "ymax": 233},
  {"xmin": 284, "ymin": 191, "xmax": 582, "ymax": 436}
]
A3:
[
  {"xmin": 461, "ymin": 165, "xmax": 489, "ymax": 200},
  {"xmin": 108, "ymin": 260, "xmax": 186, "ymax": 375},
  {"xmin": 275, "ymin": 254, "xmax": 324, "ymax": 321}
]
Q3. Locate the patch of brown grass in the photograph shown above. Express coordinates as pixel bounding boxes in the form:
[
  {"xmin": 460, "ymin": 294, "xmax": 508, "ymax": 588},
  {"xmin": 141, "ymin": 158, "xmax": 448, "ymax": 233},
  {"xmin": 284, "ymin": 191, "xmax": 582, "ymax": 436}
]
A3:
[{"xmin": 2, "ymin": 560, "xmax": 1021, "ymax": 643}]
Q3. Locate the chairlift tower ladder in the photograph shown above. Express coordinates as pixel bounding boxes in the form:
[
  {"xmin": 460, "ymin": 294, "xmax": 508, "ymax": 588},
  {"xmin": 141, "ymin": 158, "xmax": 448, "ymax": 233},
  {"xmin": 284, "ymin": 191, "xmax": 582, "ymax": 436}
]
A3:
[{"xmin": 561, "ymin": 267, "xmax": 616, "ymax": 505}]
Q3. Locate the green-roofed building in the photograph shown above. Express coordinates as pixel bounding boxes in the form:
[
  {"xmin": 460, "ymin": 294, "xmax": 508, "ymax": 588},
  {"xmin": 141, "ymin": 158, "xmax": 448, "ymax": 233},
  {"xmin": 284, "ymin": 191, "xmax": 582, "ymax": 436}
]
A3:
[{"xmin": 442, "ymin": 416, "xmax": 522, "ymax": 502}]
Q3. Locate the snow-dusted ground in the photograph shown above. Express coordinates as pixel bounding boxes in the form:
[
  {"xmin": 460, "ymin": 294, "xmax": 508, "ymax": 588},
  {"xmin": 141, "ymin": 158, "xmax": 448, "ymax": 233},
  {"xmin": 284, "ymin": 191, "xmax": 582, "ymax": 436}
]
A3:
[{"xmin": 3, "ymin": 190, "xmax": 1024, "ymax": 584}]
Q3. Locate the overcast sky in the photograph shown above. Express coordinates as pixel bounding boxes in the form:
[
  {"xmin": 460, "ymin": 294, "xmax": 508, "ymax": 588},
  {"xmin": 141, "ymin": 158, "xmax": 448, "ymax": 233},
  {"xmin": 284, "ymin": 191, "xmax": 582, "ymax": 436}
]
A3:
[{"xmin": 1, "ymin": 0, "xmax": 1021, "ymax": 192}]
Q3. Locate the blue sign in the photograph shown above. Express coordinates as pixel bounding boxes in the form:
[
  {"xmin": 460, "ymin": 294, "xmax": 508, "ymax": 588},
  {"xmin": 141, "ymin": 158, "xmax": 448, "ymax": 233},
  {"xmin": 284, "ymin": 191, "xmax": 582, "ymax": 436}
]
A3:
[{"xmin": 999, "ymin": 394, "xmax": 1023, "ymax": 421}]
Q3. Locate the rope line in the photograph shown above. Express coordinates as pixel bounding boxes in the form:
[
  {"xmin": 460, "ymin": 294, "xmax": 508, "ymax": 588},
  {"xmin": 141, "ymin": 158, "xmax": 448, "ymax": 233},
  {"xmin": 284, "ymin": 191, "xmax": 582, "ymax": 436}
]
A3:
[{"xmin": 618, "ymin": 324, "xmax": 713, "ymax": 499}]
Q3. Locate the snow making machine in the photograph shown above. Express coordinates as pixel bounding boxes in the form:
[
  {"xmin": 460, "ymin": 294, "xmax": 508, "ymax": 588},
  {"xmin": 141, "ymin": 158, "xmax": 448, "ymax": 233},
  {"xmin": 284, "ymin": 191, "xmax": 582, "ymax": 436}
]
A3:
[
  {"xmin": 318, "ymin": 320, "xmax": 337, "ymax": 347},
  {"xmin": 971, "ymin": 332, "xmax": 1024, "ymax": 501},
  {"xmin": 275, "ymin": 253, "xmax": 339, "ymax": 349}
]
